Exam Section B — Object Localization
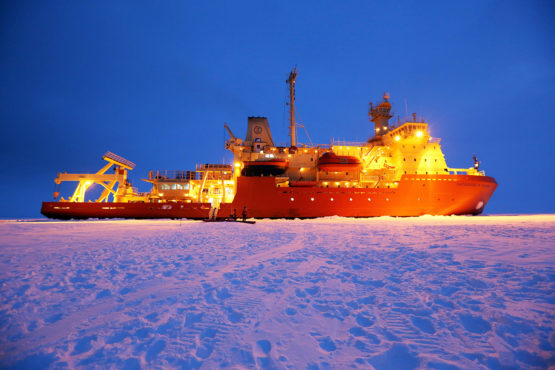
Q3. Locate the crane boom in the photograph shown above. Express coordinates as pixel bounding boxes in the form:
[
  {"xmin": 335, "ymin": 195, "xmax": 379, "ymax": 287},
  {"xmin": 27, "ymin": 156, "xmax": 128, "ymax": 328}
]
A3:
[{"xmin": 224, "ymin": 123, "xmax": 236, "ymax": 139}]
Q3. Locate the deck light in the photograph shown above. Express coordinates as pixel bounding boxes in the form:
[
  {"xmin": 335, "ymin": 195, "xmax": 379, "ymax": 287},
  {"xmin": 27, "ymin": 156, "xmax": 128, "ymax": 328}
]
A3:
[
  {"xmin": 395, "ymin": 135, "xmax": 401, "ymax": 141},
  {"xmin": 416, "ymin": 131, "xmax": 423, "ymax": 138}
]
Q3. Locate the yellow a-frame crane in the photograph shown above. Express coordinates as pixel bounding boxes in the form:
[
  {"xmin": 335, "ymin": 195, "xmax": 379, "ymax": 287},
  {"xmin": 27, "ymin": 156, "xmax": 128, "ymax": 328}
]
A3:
[{"xmin": 55, "ymin": 152, "xmax": 137, "ymax": 202}]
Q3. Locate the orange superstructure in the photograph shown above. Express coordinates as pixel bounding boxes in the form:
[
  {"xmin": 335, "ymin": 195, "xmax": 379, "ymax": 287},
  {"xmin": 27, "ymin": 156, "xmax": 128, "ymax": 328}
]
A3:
[{"xmin": 41, "ymin": 69, "xmax": 497, "ymax": 220}]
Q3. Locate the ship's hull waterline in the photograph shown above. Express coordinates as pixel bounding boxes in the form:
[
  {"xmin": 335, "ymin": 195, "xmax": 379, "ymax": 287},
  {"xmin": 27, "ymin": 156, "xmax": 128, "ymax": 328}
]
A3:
[{"xmin": 41, "ymin": 174, "xmax": 497, "ymax": 220}]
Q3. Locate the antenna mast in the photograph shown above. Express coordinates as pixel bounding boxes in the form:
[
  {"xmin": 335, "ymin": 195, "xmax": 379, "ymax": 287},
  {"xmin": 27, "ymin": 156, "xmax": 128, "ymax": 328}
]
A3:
[{"xmin": 286, "ymin": 68, "xmax": 298, "ymax": 147}]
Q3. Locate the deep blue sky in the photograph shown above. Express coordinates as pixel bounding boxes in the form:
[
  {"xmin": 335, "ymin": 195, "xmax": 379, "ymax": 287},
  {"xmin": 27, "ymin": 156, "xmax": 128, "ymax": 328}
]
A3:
[{"xmin": 1, "ymin": 0, "xmax": 553, "ymax": 217}]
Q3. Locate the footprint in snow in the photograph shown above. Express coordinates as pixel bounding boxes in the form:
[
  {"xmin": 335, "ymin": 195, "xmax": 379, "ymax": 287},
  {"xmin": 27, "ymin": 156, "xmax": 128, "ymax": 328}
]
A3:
[
  {"xmin": 459, "ymin": 313, "xmax": 491, "ymax": 334},
  {"xmin": 317, "ymin": 336, "xmax": 337, "ymax": 352},
  {"xmin": 410, "ymin": 315, "xmax": 436, "ymax": 334},
  {"xmin": 145, "ymin": 339, "xmax": 166, "ymax": 363}
]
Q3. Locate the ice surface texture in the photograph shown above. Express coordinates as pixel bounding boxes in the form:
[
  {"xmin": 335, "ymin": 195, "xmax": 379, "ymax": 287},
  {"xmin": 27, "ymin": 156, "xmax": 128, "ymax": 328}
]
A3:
[{"xmin": 0, "ymin": 215, "xmax": 554, "ymax": 369}]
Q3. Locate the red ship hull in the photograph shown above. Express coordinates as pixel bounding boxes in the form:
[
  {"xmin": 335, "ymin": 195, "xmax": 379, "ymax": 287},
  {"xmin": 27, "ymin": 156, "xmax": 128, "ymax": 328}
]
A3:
[
  {"xmin": 41, "ymin": 174, "xmax": 497, "ymax": 219},
  {"xmin": 220, "ymin": 174, "xmax": 497, "ymax": 218}
]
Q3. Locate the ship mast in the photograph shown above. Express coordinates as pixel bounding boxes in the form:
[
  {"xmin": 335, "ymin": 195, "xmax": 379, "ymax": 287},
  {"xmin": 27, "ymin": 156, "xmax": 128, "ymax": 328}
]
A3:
[{"xmin": 287, "ymin": 68, "xmax": 298, "ymax": 147}]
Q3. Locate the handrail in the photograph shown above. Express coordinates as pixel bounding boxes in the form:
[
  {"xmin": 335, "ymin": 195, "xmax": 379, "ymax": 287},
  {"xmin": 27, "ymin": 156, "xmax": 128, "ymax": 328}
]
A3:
[
  {"xmin": 148, "ymin": 170, "xmax": 198, "ymax": 180},
  {"xmin": 447, "ymin": 168, "xmax": 485, "ymax": 176},
  {"xmin": 331, "ymin": 139, "xmax": 366, "ymax": 147},
  {"xmin": 196, "ymin": 164, "xmax": 233, "ymax": 171}
]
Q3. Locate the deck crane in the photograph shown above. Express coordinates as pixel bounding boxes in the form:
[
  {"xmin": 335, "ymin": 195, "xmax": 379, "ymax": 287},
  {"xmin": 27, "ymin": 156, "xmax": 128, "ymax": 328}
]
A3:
[{"xmin": 54, "ymin": 151, "xmax": 137, "ymax": 203}]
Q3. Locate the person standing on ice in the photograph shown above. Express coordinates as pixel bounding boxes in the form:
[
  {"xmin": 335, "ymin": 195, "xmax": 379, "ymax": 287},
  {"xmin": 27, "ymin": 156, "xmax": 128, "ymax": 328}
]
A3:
[{"xmin": 242, "ymin": 206, "xmax": 247, "ymax": 221}]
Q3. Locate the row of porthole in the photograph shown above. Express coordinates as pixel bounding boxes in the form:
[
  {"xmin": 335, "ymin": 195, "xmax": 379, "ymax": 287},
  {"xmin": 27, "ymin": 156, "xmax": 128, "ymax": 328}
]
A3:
[{"xmin": 290, "ymin": 197, "xmax": 391, "ymax": 202}]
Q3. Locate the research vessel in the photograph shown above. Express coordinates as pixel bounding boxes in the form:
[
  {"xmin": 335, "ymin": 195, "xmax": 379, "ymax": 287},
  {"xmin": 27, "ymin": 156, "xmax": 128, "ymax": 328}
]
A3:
[{"xmin": 41, "ymin": 69, "xmax": 497, "ymax": 220}]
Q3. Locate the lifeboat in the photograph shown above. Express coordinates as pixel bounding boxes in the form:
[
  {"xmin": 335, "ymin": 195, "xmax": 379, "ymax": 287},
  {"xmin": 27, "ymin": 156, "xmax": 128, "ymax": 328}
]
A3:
[
  {"xmin": 242, "ymin": 159, "xmax": 289, "ymax": 176},
  {"xmin": 317, "ymin": 152, "xmax": 362, "ymax": 172}
]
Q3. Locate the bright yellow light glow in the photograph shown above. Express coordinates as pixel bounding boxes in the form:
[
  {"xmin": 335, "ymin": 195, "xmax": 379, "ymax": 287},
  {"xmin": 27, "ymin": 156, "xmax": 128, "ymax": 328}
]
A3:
[
  {"xmin": 335, "ymin": 182, "xmax": 340, "ymax": 185},
  {"xmin": 234, "ymin": 162, "xmax": 241, "ymax": 167},
  {"xmin": 416, "ymin": 131, "xmax": 423, "ymax": 137},
  {"xmin": 300, "ymin": 168, "xmax": 304, "ymax": 172},
  {"xmin": 84, "ymin": 180, "xmax": 91, "ymax": 186},
  {"xmin": 159, "ymin": 193, "xmax": 163, "ymax": 196},
  {"xmin": 395, "ymin": 135, "xmax": 401, "ymax": 141}
]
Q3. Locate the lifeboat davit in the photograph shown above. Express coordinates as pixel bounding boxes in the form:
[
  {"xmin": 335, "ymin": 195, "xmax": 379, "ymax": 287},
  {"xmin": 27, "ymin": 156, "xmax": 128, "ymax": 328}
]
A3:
[
  {"xmin": 242, "ymin": 159, "xmax": 289, "ymax": 176},
  {"xmin": 318, "ymin": 152, "xmax": 362, "ymax": 172}
]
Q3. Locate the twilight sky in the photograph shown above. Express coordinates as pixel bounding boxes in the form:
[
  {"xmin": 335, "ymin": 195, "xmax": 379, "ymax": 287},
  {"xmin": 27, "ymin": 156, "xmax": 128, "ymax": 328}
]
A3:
[{"xmin": 1, "ymin": 0, "xmax": 553, "ymax": 217}]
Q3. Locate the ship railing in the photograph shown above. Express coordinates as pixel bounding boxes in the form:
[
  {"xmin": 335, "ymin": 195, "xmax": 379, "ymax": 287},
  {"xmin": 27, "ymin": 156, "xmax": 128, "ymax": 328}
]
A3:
[
  {"xmin": 428, "ymin": 137, "xmax": 441, "ymax": 144},
  {"xmin": 399, "ymin": 116, "xmax": 426, "ymax": 124},
  {"xmin": 331, "ymin": 139, "xmax": 366, "ymax": 147},
  {"xmin": 447, "ymin": 168, "xmax": 485, "ymax": 176},
  {"xmin": 196, "ymin": 164, "xmax": 233, "ymax": 172},
  {"xmin": 388, "ymin": 122, "xmax": 428, "ymax": 136},
  {"xmin": 148, "ymin": 170, "xmax": 198, "ymax": 180}
]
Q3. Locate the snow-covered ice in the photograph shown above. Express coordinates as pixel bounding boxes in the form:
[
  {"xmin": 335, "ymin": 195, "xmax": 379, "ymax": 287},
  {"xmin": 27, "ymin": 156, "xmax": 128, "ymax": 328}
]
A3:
[{"xmin": 0, "ymin": 215, "xmax": 554, "ymax": 369}]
